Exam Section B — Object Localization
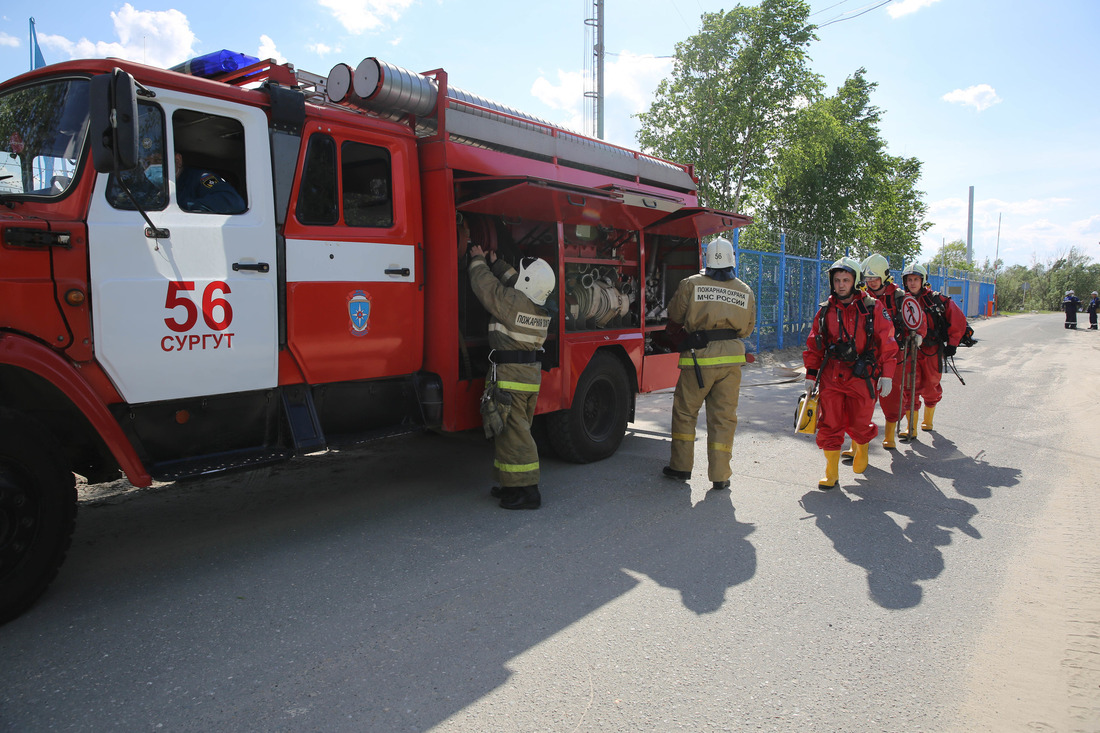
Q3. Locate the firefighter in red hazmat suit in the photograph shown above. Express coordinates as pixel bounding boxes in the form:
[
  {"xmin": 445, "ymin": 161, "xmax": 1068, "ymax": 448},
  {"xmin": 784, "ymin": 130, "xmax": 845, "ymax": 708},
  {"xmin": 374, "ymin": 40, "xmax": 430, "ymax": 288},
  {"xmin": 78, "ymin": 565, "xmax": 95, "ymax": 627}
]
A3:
[
  {"xmin": 900, "ymin": 264, "xmax": 966, "ymax": 438},
  {"xmin": 859, "ymin": 253, "xmax": 926, "ymax": 450},
  {"xmin": 803, "ymin": 257, "xmax": 899, "ymax": 489}
]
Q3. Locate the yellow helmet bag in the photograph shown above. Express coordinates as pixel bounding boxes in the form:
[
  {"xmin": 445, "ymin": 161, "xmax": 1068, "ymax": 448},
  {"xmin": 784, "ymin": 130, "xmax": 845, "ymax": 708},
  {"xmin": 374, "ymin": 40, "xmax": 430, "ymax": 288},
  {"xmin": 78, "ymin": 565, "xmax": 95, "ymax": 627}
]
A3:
[{"xmin": 794, "ymin": 392, "xmax": 819, "ymax": 434}]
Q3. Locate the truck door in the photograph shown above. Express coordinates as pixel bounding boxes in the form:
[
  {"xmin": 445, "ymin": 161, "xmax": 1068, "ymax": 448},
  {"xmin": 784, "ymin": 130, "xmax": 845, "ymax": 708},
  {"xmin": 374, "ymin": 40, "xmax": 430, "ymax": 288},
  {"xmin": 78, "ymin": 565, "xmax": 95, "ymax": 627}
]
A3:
[
  {"xmin": 86, "ymin": 91, "xmax": 278, "ymax": 404},
  {"xmin": 281, "ymin": 121, "xmax": 422, "ymax": 385}
]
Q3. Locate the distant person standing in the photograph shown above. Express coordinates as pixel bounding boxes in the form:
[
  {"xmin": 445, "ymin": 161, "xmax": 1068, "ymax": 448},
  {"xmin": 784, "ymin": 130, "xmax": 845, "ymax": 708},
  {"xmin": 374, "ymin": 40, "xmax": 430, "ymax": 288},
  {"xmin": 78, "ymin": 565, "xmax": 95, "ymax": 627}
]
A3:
[
  {"xmin": 1063, "ymin": 290, "xmax": 1081, "ymax": 329},
  {"xmin": 1087, "ymin": 291, "xmax": 1098, "ymax": 330}
]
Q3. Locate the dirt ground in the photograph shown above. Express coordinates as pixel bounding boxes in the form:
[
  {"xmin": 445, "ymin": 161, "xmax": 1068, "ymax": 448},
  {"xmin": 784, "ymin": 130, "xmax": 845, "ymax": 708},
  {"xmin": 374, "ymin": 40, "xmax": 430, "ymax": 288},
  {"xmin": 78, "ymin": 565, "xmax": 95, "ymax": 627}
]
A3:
[{"xmin": 949, "ymin": 333, "xmax": 1100, "ymax": 733}]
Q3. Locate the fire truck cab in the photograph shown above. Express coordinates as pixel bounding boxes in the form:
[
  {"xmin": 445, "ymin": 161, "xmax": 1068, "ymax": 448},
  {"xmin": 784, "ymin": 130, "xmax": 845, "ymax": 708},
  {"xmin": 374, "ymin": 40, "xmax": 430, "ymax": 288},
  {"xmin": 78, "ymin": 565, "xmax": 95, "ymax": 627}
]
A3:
[{"xmin": 0, "ymin": 51, "xmax": 750, "ymax": 622}]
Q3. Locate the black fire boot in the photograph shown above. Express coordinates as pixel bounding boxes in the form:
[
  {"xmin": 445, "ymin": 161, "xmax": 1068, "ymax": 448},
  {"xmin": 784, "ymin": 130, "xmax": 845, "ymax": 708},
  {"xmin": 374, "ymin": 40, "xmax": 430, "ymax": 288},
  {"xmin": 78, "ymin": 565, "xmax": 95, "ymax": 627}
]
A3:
[
  {"xmin": 491, "ymin": 486, "xmax": 521, "ymax": 501},
  {"xmin": 500, "ymin": 485, "xmax": 541, "ymax": 510},
  {"xmin": 711, "ymin": 481, "xmax": 730, "ymax": 491},
  {"xmin": 662, "ymin": 466, "xmax": 691, "ymax": 481}
]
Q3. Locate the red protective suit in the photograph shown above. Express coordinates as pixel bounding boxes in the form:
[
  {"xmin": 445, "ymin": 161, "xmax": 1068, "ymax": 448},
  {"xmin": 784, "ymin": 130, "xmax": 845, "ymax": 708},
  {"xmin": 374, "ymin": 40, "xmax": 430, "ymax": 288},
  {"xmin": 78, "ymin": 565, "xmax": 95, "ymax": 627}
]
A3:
[
  {"xmin": 912, "ymin": 287, "xmax": 966, "ymax": 409},
  {"xmin": 865, "ymin": 282, "xmax": 926, "ymax": 422},
  {"xmin": 804, "ymin": 294, "xmax": 899, "ymax": 451}
]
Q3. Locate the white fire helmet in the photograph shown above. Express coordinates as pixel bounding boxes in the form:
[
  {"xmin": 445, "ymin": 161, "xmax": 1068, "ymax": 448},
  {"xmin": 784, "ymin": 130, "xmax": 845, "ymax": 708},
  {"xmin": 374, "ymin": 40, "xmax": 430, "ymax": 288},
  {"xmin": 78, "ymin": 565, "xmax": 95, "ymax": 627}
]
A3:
[
  {"xmin": 516, "ymin": 256, "xmax": 556, "ymax": 306},
  {"xmin": 705, "ymin": 237, "xmax": 736, "ymax": 269},
  {"xmin": 861, "ymin": 253, "xmax": 891, "ymax": 283},
  {"xmin": 902, "ymin": 262, "xmax": 927, "ymax": 285}
]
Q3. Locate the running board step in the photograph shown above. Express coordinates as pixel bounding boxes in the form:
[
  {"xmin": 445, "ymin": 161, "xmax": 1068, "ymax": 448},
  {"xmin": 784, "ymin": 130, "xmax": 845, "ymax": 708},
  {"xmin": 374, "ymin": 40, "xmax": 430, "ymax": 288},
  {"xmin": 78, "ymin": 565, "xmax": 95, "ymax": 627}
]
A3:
[
  {"xmin": 149, "ymin": 446, "xmax": 292, "ymax": 482},
  {"xmin": 281, "ymin": 385, "xmax": 326, "ymax": 454}
]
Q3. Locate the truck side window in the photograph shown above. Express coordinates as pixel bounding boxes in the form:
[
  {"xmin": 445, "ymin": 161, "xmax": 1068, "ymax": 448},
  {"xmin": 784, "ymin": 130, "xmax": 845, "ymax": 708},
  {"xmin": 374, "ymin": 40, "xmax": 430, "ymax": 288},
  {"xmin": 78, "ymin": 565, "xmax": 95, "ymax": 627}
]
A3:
[
  {"xmin": 341, "ymin": 141, "xmax": 393, "ymax": 228},
  {"xmin": 296, "ymin": 133, "xmax": 338, "ymax": 225},
  {"xmin": 171, "ymin": 109, "xmax": 247, "ymax": 214},
  {"xmin": 105, "ymin": 102, "xmax": 168, "ymax": 211}
]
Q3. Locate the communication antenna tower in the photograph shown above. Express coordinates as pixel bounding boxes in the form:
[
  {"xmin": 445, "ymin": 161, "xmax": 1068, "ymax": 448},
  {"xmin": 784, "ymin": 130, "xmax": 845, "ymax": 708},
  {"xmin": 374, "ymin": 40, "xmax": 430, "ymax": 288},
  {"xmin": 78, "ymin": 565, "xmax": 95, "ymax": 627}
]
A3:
[{"xmin": 584, "ymin": 0, "xmax": 605, "ymax": 139}]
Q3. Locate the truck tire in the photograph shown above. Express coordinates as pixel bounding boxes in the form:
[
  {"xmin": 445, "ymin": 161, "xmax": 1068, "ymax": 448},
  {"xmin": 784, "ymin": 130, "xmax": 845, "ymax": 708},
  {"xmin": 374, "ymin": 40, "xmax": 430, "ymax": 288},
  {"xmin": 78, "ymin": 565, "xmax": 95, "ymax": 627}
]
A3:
[
  {"xmin": 0, "ymin": 408, "xmax": 77, "ymax": 624},
  {"xmin": 548, "ymin": 352, "xmax": 631, "ymax": 464}
]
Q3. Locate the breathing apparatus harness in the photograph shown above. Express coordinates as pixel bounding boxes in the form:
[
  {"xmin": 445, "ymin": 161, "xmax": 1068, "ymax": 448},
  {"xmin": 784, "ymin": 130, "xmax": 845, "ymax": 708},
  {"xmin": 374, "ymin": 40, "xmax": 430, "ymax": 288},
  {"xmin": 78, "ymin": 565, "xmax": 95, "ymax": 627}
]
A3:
[
  {"xmin": 915, "ymin": 288, "xmax": 977, "ymax": 384},
  {"xmin": 814, "ymin": 295, "xmax": 880, "ymax": 397}
]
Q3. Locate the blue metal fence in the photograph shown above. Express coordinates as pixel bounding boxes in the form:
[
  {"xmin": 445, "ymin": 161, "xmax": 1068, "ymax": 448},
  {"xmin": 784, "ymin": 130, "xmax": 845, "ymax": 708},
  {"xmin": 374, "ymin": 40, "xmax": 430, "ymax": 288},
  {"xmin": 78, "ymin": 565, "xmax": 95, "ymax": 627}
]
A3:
[{"xmin": 730, "ymin": 231, "xmax": 996, "ymax": 355}]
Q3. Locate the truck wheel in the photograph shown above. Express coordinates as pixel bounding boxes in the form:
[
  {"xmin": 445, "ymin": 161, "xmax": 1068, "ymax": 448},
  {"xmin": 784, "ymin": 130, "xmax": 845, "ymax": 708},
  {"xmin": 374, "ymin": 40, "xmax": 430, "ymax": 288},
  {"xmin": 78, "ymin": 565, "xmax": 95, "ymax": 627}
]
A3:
[
  {"xmin": 0, "ymin": 409, "xmax": 77, "ymax": 624},
  {"xmin": 548, "ymin": 353, "xmax": 631, "ymax": 463}
]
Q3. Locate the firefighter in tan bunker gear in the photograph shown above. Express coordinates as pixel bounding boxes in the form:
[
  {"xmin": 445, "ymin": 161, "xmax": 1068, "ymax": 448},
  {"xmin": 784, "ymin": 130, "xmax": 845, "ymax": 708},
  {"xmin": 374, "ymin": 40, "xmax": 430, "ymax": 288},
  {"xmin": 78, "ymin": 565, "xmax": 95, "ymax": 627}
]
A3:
[
  {"xmin": 662, "ymin": 238, "xmax": 756, "ymax": 491},
  {"xmin": 468, "ymin": 244, "xmax": 555, "ymax": 510}
]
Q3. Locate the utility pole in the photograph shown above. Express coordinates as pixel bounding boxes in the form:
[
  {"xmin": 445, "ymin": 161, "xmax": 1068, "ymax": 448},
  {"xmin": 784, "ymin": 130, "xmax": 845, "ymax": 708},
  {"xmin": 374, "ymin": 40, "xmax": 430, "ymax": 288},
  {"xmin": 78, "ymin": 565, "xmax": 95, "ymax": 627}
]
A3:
[
  {"xmin": 966, "ymin": 185, "xmax": 974, "ymax": 265},
  {"xmin": 994, "ymin": 213, "xmax": 1001, "ymax": 274},
  {"xmin": 584, "ymin": 0, "xmax": 605, "ymax": 139},
  {"xmin": 993, "ymin": 213, "xmax": 1001, "ymax": 314}
]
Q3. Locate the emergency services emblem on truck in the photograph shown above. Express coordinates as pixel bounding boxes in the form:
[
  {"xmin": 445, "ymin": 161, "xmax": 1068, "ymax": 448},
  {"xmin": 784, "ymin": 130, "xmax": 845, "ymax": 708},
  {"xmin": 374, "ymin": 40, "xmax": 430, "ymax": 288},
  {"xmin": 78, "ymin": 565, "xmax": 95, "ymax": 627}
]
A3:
[{"xmin": 348, "ymin": 290, "xmax": 373, "ymax": 336}]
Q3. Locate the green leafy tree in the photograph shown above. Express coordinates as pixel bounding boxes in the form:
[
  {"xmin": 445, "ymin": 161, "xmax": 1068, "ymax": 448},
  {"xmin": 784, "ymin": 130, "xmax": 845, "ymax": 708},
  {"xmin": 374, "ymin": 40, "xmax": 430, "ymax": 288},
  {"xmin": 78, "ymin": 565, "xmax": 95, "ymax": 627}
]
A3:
[
  {"xmin": 1047, "ymin": 247, "xmax": 1099, "ymax": 308},
  {"xmin": 635, "ymin": 0, "xmax": 821, "ymax": 214},
  {"xmin": 759, "ymin": 69, "xmax": 928, "ymax": 259},
  {"xmin": 924, "ymin": 239, "xmax": 973, "ymax": 272},
  {"xmin": 862, "ymin": 154, "xmax": 931, "ymax": 256},
  {"xmin": 983, "ymin": 248, "xmax": 1097, "ymax": 312}
]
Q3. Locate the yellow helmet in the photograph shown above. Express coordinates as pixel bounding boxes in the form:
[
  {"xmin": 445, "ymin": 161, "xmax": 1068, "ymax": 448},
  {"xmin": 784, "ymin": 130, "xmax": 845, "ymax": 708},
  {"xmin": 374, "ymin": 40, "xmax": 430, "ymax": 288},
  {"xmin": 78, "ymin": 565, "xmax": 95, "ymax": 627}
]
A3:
[{"xmin": 861, "ymin": 253, "xmax": 891, "ymax": 283}]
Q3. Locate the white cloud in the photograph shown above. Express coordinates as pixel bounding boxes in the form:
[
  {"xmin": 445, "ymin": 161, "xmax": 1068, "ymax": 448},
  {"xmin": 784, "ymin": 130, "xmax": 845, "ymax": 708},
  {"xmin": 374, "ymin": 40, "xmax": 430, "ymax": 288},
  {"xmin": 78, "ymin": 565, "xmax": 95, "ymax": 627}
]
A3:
[
  {"xmin": 531, "ymin": 69, "xmax": 585, "ymax": 112},
  {"xmin": 942, "ymin": 84, "xmax": 1002, "ymax": 112},
  {"xmin": 307, "ymin": 42, "xmax": 335, "ymax": 56},
  {"xmin": 888, "ymin": 0, "xmax": 944, "ymax": 18},
  {"xmin": 530, "ymin": 51, "xmax": 673, "ymax": 139},
  {"xmin": 0, "ymin": 32, "xmax": 19, "ymax": 48},
  {"xmin": 258, "ymin": 35, "xmax": 286, "ymax": 64},
  {"xmin": 318, "ymin": 0, "xmax": 415, "ymax": 35},
  {"xmin": 606, "ymin": 52, "xmax": 674, "ymax": 113},
  {"xmin": 922, "ymin": 196, "xmax": 1099, "ymax": 267},
  {"xmin": 39, "ymin": 3, "xmax": 195, "ymax": 69}
]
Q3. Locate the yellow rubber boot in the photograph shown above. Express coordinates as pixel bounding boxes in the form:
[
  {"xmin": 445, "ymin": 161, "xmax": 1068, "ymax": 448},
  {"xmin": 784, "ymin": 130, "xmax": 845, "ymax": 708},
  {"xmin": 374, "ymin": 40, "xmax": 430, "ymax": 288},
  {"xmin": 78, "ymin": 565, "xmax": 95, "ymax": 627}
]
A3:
[
  {"xmin": 901, "ymin": 410, "xmax": 919, "ymax": 441},
  {"xmin": 882, "ymin": 422, "xmax": 897, "ymax": 449},
  {"xmin": 818, "ymin": 450, "xmax": 841, "ymax": 490},
  {"xmin": 921, "ymin": 405, "xmax": 936, "ymax": 431},
  {"xmin": 852, "ymin": 442, "xmax": 869, "ymax": 474},
  {"xmin": 841, "ymin": 442, "xmax": 854, "ymax": 462}
]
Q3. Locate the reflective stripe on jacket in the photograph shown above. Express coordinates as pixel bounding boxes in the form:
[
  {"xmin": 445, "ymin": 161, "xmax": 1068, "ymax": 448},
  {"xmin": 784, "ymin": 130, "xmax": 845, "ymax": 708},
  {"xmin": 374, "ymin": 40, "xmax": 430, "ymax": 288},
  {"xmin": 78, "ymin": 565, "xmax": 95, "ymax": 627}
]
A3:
[{"xmin": 469, "ymin": 255, "xmax": 550, "ymax": 391}]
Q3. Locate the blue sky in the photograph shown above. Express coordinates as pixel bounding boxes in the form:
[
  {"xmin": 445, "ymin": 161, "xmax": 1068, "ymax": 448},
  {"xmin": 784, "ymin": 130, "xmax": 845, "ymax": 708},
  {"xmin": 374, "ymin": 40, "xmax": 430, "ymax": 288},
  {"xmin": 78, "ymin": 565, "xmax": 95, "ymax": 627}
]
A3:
[{"xmin": 2, "ymin": 0, "xmax": 1097, "ymax": 269}]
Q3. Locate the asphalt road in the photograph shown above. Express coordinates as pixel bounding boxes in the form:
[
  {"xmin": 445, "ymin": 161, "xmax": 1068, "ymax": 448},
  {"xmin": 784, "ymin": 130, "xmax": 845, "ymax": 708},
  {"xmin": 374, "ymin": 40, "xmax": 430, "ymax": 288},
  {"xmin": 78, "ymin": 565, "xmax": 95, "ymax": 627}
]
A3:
[{"xmin": 2, "ymin": 313, "xmax": 1097, "ymax": 732}]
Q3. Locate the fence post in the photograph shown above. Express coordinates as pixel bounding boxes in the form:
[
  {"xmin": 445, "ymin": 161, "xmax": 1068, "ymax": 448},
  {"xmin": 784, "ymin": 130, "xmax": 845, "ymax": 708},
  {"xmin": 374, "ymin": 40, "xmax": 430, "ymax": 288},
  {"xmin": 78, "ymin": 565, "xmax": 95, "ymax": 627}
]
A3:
[
  {"xmin": 778, "ymin": 233, "xmax": 787, "ymax": 349},
  {"xmin": 756, "ymin": 252, "xmax": 764, "ymax": 355},
  {"xmin": 816, "ymin": 240, "xmax": 822, "ymax": 303},
  {"xmin": 733, "ymin": 228, "xmax": 741, "ymax": 278}
]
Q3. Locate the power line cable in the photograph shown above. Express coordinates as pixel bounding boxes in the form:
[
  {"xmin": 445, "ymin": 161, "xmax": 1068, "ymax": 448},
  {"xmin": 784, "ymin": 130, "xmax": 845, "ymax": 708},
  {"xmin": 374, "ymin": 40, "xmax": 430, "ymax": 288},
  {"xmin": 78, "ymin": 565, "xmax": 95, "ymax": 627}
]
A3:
[
  {"xmin": 816, "ymin": 0, "xmax": 895, "ymax": 29},
  {"xmin": 810, "ymin": 0, "xmax": 860, "ymax": 18}
]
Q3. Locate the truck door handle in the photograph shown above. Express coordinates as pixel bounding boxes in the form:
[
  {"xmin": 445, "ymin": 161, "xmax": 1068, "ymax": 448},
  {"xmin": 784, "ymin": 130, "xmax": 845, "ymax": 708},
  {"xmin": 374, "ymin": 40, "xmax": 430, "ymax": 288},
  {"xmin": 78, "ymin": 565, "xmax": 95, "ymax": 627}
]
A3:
[
  {"xmin": 385, "ymin": 267, "xmax": 411, "ymax": 277},
  {"xmin": 232, "ymin": 262, "xmax": 270, "ymax": 273}
]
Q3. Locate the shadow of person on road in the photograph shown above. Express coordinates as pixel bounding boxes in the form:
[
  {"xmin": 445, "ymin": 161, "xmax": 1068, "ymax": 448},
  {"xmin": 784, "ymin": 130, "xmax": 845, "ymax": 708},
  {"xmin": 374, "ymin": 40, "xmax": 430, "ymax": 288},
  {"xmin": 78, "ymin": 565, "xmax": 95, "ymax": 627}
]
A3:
[
  {"xmin": 799, "ymin": 453, "xmax": 981, "ymax": 610},
  {"xmin": 902, "ymin": 431, "xmax": 1022, "ymax": 499},
  {"xmin": 623, "ymin": 485, "xmax": 756, "ymax": 615}
]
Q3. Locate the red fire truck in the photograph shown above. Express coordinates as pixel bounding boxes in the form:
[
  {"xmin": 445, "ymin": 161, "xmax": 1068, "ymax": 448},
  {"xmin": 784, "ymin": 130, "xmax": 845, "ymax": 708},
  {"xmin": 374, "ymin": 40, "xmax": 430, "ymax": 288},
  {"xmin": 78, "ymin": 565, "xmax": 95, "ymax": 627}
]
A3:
[{"xmin": 0, "ymin": 50, "xmax": 750, "ymax": 621}]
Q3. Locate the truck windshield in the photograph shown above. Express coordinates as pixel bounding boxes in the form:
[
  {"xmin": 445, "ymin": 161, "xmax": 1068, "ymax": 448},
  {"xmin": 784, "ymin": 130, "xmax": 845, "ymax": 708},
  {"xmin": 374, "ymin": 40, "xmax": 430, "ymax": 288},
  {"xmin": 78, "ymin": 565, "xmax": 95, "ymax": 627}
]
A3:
[{"xmin": 0, "ymin": 78, "xmax": 90, "ymax": 199}]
